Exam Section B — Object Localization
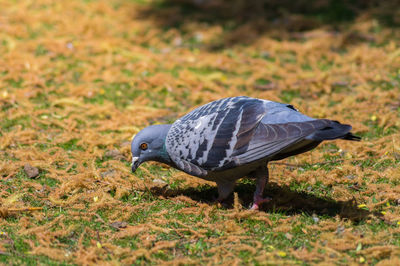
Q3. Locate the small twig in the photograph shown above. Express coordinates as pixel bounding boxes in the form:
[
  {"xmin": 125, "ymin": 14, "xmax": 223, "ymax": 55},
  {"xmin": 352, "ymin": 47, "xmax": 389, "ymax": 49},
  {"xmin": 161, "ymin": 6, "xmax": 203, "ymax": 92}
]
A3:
[
  {"xmin": 0, "ymin": 207, "xmax": 43, "ymax": 218},
  {"xmin": 94, "ymin": 213, "xmax": 106, "ymax": 224},
  {"xmin": 7, "ymin": 207, "xmax": 43, "ymax": 212}
]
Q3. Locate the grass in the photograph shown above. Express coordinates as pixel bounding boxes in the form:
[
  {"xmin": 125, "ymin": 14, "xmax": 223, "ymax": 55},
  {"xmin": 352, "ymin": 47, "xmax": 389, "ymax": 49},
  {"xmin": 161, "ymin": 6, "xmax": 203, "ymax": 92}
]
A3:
[{"xmin": 0, "ymin": 0, "xmax": 400, "ymax": 264}]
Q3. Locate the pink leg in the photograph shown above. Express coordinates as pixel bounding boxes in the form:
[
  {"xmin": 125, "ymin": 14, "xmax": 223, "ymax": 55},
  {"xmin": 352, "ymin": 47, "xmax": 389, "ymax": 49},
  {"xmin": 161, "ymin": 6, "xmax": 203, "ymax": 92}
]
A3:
[{"xmin": 250, "ymin": 166, "xmax": 271, "ymax": 210}]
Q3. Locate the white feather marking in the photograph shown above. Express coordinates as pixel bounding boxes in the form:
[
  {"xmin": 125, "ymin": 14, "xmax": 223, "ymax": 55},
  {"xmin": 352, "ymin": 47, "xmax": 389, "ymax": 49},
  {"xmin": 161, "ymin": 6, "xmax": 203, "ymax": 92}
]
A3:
[
  {"xmin": 194, "ymin": 120, "xmax": 202, "ymax": 129},
  {"xmin": 197, "ymin": 114, "xmax": 221, "ymax": 164},
  {"xmin": 217, "ymin": 108, "xmax": 243, "ymax": 168},
  {"xmin": 189, "ymin": 115, "xmax": 214, "ymax": 161}
]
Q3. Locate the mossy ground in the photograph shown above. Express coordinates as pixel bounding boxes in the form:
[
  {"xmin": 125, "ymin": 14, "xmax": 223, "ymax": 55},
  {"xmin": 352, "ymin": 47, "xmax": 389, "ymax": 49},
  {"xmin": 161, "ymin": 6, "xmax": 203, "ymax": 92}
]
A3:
[{"xmin": 0, "ymin": 0, "xmax": 400, "ymax": 264}]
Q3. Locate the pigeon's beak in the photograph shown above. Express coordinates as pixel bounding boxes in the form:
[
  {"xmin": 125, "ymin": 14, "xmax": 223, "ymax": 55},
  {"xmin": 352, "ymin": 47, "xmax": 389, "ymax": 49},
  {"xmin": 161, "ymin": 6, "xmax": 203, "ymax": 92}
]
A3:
[{"xmin": 131, "ymin": 156, "xmax": 140, "ymax": 173}]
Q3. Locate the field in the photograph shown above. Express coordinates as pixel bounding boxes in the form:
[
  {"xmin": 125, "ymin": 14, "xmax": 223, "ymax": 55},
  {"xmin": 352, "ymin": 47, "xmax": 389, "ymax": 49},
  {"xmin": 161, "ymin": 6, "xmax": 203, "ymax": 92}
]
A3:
[{"xmin": 0, "ymin": 0, "xmax": 400, "ymax": 264}]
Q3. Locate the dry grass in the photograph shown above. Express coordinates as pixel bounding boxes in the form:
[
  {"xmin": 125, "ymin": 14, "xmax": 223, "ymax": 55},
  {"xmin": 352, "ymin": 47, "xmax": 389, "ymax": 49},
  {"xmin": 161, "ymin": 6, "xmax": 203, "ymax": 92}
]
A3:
[{"xmin": 0, "ymin": 0, "xmax": 400, "ymax": 264}]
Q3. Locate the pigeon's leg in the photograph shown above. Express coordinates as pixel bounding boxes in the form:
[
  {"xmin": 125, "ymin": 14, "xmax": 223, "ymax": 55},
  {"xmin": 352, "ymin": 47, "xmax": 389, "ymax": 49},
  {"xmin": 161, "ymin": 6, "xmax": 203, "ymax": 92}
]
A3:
[
  {"xmin": 251, "ymin": 165, "xmax": 271, "ymax": 210},
  {"xmin": 215, "ymin": 180, "xmax": 236, "ymax": 203}
]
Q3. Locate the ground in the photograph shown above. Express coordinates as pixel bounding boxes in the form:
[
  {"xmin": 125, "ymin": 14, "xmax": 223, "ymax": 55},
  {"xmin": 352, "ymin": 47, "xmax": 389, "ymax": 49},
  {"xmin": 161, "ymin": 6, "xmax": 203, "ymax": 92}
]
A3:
[{"xmin": 0, "ymin": 0, "xmax": 400, "ymax": 264}]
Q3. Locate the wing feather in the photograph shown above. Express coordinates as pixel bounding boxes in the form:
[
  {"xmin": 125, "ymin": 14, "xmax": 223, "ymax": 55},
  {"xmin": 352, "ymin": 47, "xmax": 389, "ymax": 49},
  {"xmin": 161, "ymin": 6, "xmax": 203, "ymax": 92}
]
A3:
[
  {"xmin": 165, "ymin": 96, "xmax": 336, "ymax": 175},
  {"xmin": 165, "ymin": 97, "xmax": 268, "ymax": 174},
  {"xmin": 233, "ymin": 120, "xmax": 329, "ymax": 165}
]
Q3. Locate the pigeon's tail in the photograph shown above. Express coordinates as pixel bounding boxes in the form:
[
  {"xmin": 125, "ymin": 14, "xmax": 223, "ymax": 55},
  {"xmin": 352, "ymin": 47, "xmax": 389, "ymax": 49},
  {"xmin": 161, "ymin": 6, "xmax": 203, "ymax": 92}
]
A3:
[
  {"xmin": 306, "ymin": 120, "xmax": 361, "ymax": 142},
  {"xmin": 341, "ymin": 132, "xmax": 361, "ymax": 141}
]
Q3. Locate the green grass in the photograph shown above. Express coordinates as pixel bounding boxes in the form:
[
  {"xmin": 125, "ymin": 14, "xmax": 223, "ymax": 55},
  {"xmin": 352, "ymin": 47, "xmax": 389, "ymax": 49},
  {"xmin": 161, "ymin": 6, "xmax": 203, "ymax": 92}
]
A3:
[{"xmin": 1, "ymin": 0, "xmax": 400, "ymax": 264}]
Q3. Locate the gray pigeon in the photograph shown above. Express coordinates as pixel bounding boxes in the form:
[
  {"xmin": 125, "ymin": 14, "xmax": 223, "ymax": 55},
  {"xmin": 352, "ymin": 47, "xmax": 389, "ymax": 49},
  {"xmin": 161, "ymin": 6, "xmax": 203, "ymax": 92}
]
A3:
[{"xmin": 131, "ymin": 96, "xmax": 360, "ymax": 209}]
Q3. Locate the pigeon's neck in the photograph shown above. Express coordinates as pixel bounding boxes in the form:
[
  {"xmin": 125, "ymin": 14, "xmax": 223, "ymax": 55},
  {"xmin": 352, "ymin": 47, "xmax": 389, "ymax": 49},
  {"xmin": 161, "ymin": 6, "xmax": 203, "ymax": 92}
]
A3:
[
  {"xmin": 159, "ymin": 141, "xmax": 173, "ymax": 165},
  {"xmin": 153, "ymin": 124, "xmax": 174, "ymax": 166}
]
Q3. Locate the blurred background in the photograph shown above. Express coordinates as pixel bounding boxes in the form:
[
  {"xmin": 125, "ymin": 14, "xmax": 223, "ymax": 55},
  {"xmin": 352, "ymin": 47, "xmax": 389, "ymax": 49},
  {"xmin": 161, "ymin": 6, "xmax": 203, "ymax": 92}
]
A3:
[{"xmin": 139, "ymin": 0, "xmax": 400, "ymax": 47}]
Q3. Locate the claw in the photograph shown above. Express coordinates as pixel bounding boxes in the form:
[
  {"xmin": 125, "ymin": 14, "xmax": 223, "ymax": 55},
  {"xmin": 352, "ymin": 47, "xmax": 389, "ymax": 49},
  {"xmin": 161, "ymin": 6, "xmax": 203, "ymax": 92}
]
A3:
[
  {"xmin": 250, "ymin": 196, "xmax": 272, "ymax": 210},
  {"xmin": 250, "ymin": 203, "xmax": 259, "ymax": 210}
]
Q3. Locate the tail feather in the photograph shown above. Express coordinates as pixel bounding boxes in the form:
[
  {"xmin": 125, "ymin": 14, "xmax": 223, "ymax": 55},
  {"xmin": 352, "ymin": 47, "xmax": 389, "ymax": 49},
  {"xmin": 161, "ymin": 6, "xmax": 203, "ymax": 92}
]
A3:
[
  {"xmin": 307, "ymin": 120, "xmax": 361, "ymax": 142},
  {"xmin": 342, "ymin": 132, "xmax": 361, "ymax": 141}
]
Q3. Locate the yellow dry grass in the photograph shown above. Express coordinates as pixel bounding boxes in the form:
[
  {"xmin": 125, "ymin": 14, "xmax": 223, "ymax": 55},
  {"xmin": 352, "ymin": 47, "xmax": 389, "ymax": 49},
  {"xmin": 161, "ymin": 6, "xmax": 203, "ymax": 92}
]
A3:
[{"xmin": 0, "ymin": 0, "xmax": 400, "ymax": 264}]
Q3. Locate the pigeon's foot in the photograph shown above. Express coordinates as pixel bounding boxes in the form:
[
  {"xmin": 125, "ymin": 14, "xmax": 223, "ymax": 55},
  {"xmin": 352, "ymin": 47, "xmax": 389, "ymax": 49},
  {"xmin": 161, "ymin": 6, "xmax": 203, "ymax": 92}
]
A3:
[
  {"xmin": 250, "ymin": 196, "xmax": 272, "ymax": 210},
  {"xmin": 211, "ymin": 194, "xmax": 230, "ymax": 208},
  {"xmin": 216, "ymin": 195, "xmax": 232, "ymax": 208},
  {"xmin": 215, "ymin": 180, "xmax": 235, "ymax": 208}
]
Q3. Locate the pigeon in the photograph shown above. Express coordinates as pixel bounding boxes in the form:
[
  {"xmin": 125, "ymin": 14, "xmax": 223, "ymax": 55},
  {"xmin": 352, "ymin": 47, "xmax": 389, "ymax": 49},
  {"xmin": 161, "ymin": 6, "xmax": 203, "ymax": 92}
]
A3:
[{"xmin": 131, "ymin": 96, "xmax": 360, "ymax": 209}]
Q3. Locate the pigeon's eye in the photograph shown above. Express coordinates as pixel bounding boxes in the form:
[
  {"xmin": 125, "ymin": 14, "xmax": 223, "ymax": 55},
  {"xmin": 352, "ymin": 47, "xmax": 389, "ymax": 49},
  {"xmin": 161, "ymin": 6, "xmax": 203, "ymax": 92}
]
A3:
[{"xmin": 140, "ymin": 143, "xmax": 148, "ymax": 150}]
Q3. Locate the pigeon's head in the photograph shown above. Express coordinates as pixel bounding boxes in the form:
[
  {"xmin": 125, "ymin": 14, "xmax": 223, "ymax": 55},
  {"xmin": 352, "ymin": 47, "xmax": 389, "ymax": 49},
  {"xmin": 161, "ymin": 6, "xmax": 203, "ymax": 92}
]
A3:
[{"xmin": 131, "ymin": 124, "xmax": 172, "ymax": 173}]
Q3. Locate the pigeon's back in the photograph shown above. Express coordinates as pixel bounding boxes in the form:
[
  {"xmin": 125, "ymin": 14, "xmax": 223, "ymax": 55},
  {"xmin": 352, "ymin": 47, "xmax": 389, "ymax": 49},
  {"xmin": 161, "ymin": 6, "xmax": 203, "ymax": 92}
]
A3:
[
  {"xmin": 165, "ymin": 97, "xmax": 262, "ymax": 170},
  {"xmin": 165, "ymin": 96, "xmax": 357, "ymax": 176}
]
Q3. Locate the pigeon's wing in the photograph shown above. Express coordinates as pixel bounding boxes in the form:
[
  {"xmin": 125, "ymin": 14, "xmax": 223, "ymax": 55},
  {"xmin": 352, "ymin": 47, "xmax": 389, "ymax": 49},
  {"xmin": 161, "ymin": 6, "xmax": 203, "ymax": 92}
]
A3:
[
  {"xmin": 175, "ymin": 159, "xmax": 208, "ymax": 177},
  {"xmin": 231, "ymin": 119, "xmax": 331, "ymax": 165},
  {"xmin": 165, "ymin": 97, "xmax": 268, "ymax": 174},
  {"xmin": 165, "ymin": 96, "xmax": 344, "ymax": 174}
]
